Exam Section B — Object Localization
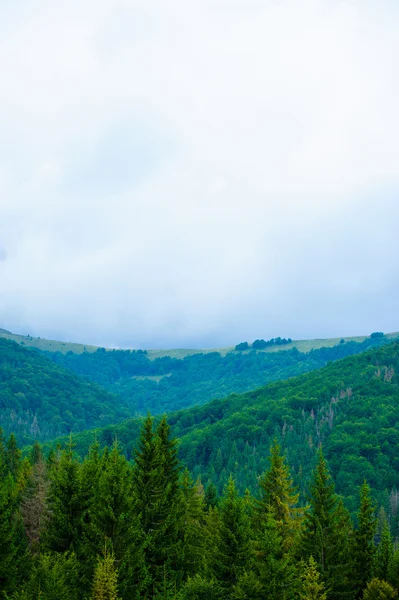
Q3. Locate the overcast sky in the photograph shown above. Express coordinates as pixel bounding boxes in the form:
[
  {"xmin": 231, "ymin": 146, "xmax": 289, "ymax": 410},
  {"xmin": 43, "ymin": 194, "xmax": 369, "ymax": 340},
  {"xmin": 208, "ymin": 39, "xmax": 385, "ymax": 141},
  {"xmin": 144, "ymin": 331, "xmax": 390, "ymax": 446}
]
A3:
[{"xmin": 1, "ymin": 0, "xmax": 398, "ymax": 349}]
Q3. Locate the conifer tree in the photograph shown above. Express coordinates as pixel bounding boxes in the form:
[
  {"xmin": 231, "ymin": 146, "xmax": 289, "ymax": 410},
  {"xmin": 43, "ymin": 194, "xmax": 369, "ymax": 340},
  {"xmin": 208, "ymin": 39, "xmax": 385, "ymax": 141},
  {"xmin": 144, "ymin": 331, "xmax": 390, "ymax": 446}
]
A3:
[
  {"xmin": 301, "ymin": 449, "xmax": 353, "ymax": 599},
  {"xmin": 21, "ymin": 456, "xmax": 50, "ymax": 552},
  {"xmin": 256, "ymin": 439, "xmax": 301, "ymax": 550},
  {"xmin": 21, "ymin": 551, "xmax": 80, "ymax": 600},
  {"xmin": 363, "ymin": 578, "xmax": 397, "ymax": 600},
  {"xmin": 0, "ymin": 473, "xmax": 28, "ymax": 593},
  {"xmin": 6, "ymin": 432, "xmax": 22, "ymax": 479},
  {"xmin": 234, "ymin": 510, "xmax": 297, "ymax": 600},
  {"xmin": 299, "ymin": 556, "xmax": 327, "ymax": 600},
  {"xmin": 44, "ymin": 445, "xmax": 82, "ymax": 553},
  {"xmin": 375, "ymin": 517, "xmax": 394, "ymax": 582},
  {"xmin": 211, "ymin": 477, "xmax": 250, "ymax": 596},
  {"xmin": 180, "ymin": 574, "xmax": 222, "ymax": 600},
  {"xmin": 91, "ymin": 546, "xmax": 121, "ymax": 600},
  {"xmin": 86, "ymin": 441, "xmax": 146, "ymax": 599},
  {"xmin": 353, "ymin": 482, "xmax": 376, "ymax": 598},
  {"xmin": 204, "ymin": 482, "xmax": 219, "ymax": 509},
  {"xmin": 177, "ymin": 469, "xmax": 206, "ymax": 580}
]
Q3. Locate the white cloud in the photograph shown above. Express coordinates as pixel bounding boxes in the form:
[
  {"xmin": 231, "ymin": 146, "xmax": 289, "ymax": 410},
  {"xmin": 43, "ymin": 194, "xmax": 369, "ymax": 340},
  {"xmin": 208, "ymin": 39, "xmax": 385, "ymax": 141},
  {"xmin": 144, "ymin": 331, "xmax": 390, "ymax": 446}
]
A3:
[{"xmin": 0, "ymin": 0, "xmax": 398, "ymax": 347}]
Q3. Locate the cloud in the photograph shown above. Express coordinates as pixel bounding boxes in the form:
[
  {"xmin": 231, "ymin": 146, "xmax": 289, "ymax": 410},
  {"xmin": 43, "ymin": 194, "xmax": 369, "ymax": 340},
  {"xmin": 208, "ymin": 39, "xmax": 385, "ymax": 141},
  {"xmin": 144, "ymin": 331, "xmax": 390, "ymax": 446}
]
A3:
[{"xmin": 0, "ymin": 0, "xmax": 398, "ymax": 347}]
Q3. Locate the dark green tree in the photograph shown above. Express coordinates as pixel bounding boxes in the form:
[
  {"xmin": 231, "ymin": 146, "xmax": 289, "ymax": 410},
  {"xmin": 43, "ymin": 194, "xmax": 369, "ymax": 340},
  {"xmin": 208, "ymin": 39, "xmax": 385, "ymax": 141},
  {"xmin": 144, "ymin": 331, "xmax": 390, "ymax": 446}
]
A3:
[
  {"xmin": 44, "ymin": 445, "xmax": 82, "ymax": 553},
  {"xmin": 256, "ymin": 439, "xmax": 301, "ymax": 551},
  {"xmin": 375, "ymin": 517, "xmax": 394, "ymax": 582},
  {"xmin": 301, "ymin": 449, "xmax": 353, "ymax": 599},
  {"xmin": 352, "ymin": 482, "xmax": 376, "ymax": 597},
  {"xmin": 211, "ymin": 477, "xmax": 250, "ymax": 596}
]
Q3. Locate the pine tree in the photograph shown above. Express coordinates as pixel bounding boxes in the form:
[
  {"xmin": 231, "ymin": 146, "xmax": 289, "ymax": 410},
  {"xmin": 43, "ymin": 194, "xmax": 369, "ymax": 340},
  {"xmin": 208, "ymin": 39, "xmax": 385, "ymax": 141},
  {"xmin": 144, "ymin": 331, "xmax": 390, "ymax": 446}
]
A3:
[
  {"xmin": 352, "ymin": 482, "xmax": 377, "ymax": 598},
  {"xmin": 299, "ymin": 556, "xmax": 327, "ymax": 600},
  {"xmin": 211, "ymin": 477, "xmax": 251, "ymax": 596},
  {"xmin": 256, "ymin": 439, "xmax": 301, "ymax": 550},
  {"xmin": 180, "ymin": 574, "xmax": 222, "ymax": 600},
  {"xmin": 91, "ymin": 546, "xmax": 121, "ymax": 600},
  {"xmin": 375, "ymin": 517, "xmax": 394, "ymax": 582}
]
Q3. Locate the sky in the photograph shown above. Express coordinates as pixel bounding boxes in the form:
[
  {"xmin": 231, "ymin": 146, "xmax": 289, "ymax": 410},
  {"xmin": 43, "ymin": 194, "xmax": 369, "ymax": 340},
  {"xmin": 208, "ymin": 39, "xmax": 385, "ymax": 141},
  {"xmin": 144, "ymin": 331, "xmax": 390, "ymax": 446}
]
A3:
[{"xmin": 0, "ymin": 0, "xmax": 399, "ymax": 349}]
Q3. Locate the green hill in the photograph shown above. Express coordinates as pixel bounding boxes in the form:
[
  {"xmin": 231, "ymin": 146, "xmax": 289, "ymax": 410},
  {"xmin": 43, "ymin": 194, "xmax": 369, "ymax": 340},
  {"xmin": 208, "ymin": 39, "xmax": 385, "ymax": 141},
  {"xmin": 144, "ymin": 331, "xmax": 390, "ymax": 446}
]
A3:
[
  {"xmin": 0, "ymin": 338, "xmax": 130, "ymax": 444},
  {"xmin": 1, "ymin": 327, "xmax": 398, "ymax": 357},
  {"xmin": 52, "ymin": 341, "xmax": 399, "ymax": 512},
  {"xmin": 42, "ymin": 333, "xmax": 397, "ymax": 415}
]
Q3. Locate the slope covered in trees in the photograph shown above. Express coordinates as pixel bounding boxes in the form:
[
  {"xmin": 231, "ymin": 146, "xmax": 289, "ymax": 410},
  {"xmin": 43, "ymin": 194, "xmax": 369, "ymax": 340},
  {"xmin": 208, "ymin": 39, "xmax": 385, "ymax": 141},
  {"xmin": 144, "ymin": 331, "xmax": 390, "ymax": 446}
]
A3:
[
  {"xmin": 57, "ymin": 341, "xmax": 399, "ymax": 514},
  {"xmin": 3, "ymin": 418, "xmax": 399, "ymax": 599},
  {"xmin": 42, "ymin": 334, "xmax": 396, "ymax": 415},
  {"xmin": 0, "ymin": 338, "xmax": 130, "ymax": 443}
]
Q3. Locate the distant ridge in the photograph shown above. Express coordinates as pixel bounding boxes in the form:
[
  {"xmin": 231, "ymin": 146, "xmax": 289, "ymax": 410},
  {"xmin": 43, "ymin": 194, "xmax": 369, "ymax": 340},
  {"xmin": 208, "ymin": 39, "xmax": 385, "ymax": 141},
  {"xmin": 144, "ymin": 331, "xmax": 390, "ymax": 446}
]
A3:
[{"xmin": 0, "ymin": 327, "xmax": 398, "ymax": 358}]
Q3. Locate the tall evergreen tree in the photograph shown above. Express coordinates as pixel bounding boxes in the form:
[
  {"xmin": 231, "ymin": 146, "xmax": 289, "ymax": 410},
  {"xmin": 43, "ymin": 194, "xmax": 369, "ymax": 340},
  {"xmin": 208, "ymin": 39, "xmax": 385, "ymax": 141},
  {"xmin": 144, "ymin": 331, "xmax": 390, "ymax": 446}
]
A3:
[
  {"xmin": 21, "ymin": 456, "xmax": 50, "ymax": 552},
  {"xmin": 6, "ymin": 432, "xmax": 22, "ymax": 479},
  {"xmin": 299, "ymin": 556, "xmax": 327, "ymax": 600},
  {"xmin": 211, "ymin": 477, "xmax": 250, "ymax": 596},
  {"xmin": 132, "ymin": 414, "xmax": 181, "ymax": 595},
  {"xmin": 256, "ymin": 439, "xmax": 301, "ymax": 550},
  {"xmin": 234, "ymin": 510, "xmax": 297, "ymax": 600},
  {"xmin": 301, "ymin": 449, "xmax": 353, "ymax": 599},
  {"xmin": 352, "ymin": 482, "xmax": 376, "ymax": 598},
  {"xmin": 375, "ymin": 517, "xmax": 394, "ymax": 582},
  {"xmin": 0, "ymin": 473, "xmax": 28, "ymax": 593},
  {"xmin": 44, "ymin": 446, "xmax": 82, "ymax": 553},
  {"xmin": 177, "ymin": 469, "xmax": 206, "ymax": 580},
  {"xmin": 91, "ymin": 546, "xmax": 121, "ymax": 600}
]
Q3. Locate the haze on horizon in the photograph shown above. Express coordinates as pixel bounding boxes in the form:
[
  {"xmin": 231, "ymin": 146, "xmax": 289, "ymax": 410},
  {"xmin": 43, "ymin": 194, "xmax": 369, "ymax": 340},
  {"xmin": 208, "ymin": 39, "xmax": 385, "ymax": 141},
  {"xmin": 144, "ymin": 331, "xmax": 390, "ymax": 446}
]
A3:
[{"xmin": 1, "ymin": 0, "xmax": 398, "ymax": 350}]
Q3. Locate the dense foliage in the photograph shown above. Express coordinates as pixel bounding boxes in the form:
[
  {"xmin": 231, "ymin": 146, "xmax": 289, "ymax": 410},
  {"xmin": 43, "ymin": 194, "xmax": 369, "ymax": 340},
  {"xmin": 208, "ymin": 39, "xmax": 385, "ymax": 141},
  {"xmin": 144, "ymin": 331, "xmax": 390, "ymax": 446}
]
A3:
[
  {"xmin": 0, "ymin": 339, "xmax": 130, "ymax": 443},
  {"xmin": 3, "ymin": 421, "xmax": 399, "ymax": 599},
  {"xmin": 53, "ymin": 342, "xmax": 399, "ymax": 519},
  {"xmin": 42, "ymin": 335, "xmax": 394, "ymax": 415}
]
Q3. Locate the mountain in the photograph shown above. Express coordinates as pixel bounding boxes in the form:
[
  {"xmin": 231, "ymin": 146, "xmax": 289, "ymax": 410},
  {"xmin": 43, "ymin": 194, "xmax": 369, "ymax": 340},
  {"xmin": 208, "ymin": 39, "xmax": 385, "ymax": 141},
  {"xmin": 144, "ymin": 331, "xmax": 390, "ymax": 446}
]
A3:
[
  {"xmin": 41, "ymin": 332, "xmax": 397, "ymax": 415},
  {"xmin": 52, "ymin": 341, "xmax": 399, "ymax": 512},
  {"xmin": 0, "ymin": 338, "xmax": 130, "ymax": 443}
]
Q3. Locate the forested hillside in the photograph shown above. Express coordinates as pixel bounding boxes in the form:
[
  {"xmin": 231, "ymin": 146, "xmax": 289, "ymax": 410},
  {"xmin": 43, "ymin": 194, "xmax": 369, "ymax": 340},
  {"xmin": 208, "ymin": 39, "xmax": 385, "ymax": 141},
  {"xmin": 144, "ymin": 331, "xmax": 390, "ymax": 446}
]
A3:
[
  {"xmin": 0, "ymin": 338, "xmax": 130, "ymax": 443},
  {"xmin": 3, "ymin": 416, "xmax": 399, "ymax": 599},
  {"xmin": 58, "ymin": 342, "xmax": 399, "ymax": 514},
  {"xmin": 42, "ymin": 333, "xmax": 395, "ymax": 415}
]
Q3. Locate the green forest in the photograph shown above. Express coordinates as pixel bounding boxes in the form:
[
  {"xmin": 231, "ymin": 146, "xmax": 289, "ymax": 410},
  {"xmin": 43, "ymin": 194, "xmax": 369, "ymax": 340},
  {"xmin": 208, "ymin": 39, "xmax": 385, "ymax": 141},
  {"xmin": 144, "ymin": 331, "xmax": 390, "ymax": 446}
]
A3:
[
  {"xmin": 2, "ymin": 334, "xmax": 399, "ymax": 598},
  {"xmin": 42, "ymin": 334, "xmax": 394, "ymax": 414},
  {"xmin": 1, "ymin": 416, "xmax": 398, "ymax": 599}
]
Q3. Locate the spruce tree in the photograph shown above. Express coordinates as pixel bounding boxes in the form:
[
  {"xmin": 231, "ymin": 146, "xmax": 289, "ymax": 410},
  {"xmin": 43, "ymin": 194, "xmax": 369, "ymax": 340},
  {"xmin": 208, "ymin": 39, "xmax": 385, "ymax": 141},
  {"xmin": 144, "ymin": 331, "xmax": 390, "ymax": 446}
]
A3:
[
  {"xmin": 204, "ymin": 482, "xmax": 219, "ymax": 509},
  {"xmin": 299, "ymin": 556, "xmax": 327, "ymax": 600},
  {"xmin": 352, "ymin": 482, "xmax": 376, "ymax": 598},
  {"xmin": 177, "ymin": 469, "xmax": 206, "ymax": 580},
  {"xmin": 44, "ymin": 445, "xmax": 82, "ymax": 553},
  {"xmin": 85, "ymin": 442, "xmax": 146, "ymax": 599},
  {"xmin": 211, "ymin": 477, "xmax": 250, "ymax": 596},
  {"xmin": 375, "ymin": 517, "xmax": 394, "ymax": 582},
  {"xmin": 0, "ymin": 473, "xmax": 28, "ymax": 593},
  {"xmin": 91, "ymin": 546, "xmax": 121, "ymax": 600},
  {"xmin": 234, "ymin": 510, "xmax": 297, "ymax": 600},
  {"xmin": 256, "ymin": 439, "xmax": 301, "ymax": 550},
  {"xmin": 132, "ymin": 414, "xmax": 181, "ymax": 595},
  {"xmin": 6, "ymin": 432, "xmax": 21, "ymax": 479},
  {"xmin": 21, "ymin": 456, "xmax": 50, "ymax": 552},
  {"xmin": 363, "ymin": 578, "xmax": 397, "ymax": 600},
  {"xmin": 301, "ymin": 449, "xmax": 353, "ymax": 599}
]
